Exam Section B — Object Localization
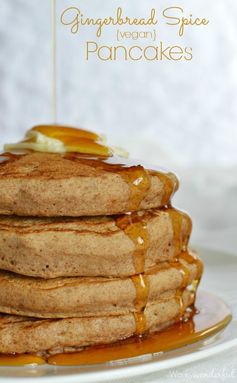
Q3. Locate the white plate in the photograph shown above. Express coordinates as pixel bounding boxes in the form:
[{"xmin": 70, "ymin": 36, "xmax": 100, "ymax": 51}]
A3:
[{"xmin": 1, "ymin": 247, "xmax": 237, "ymax": 383}]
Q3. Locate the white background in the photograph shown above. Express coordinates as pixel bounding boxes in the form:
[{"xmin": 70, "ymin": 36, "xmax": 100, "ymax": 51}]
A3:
[
  {"xmin": 0, "ymin": 1, "xmax": 236, "ymax": 381},
  {"xmin": 0, "ymin": 0, "xmax": 237, "ymax": 166}
]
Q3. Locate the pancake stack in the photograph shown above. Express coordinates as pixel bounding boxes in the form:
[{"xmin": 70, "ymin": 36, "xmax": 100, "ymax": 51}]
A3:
[{"xmin": 0, "ymin": 149, "xmax": 203, "ymax": 357}]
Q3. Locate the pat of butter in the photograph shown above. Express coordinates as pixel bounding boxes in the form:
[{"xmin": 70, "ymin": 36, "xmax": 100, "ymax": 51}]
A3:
[
  {"xmin": 4, "ymin": 131, "xmax": 66, "ymax": 153},
  {"xmin": 4, "ymin": 127, "xmax": 129, "ymax": 158}
]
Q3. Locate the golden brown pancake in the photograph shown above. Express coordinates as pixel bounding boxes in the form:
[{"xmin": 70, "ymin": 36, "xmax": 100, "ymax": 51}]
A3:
[
  {"xmin": 0, "ymin": 152, "xmax": 178, "ymax": 217},
  {"xmin": 0, "ymin": 289, "xmax": 194, "ymax": 355},
  {"xmin": 0, "ymin": 207, "xmax": 191, "ymax": 278},
  {"xmin": 0, "ymin": 253, "xmax": 200, "ymax": 318}
]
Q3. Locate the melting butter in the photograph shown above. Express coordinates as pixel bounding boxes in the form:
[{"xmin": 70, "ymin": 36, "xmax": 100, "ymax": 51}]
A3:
[
  {"xmin": 4, "ymin": 131, "xmax": 65, "ymax": 153},
  {"xmin": 4, "ymin": 126, "xmax": 128, "ymax": 158}
]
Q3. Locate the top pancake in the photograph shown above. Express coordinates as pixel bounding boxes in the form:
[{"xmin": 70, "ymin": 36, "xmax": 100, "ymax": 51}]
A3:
[{"xmin": 0, "ymin": 152, "xmax": 178, "ymax": 217}]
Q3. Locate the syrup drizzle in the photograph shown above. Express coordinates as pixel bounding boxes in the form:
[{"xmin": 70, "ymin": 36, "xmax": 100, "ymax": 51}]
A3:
[
  {"xmin": 131, "ymin": 274, "xmax": 149, "ymax": 335},
  {"xmin": 165, "ymin": 206, "xmax": 193, "ymax": 255},
  {"xmin": 116, "ymin": 212, "xmax": 149, "ymax": 274},
  {"xmin": 120, "ymin": 166, "xmax": 150, "ymax": 211},
  {"xmin": 173, "ymin": 251, "xmax": 203, "ymax": 319},
  {"xmin": 175, "ymin": 289, "xmax": 186, "ymax": 319},
  {"xmin": 179, "ymin": 251, "xmax": 203, "ymax": 282},
  {"xmin": 150, "ymin": 170, "xmax": 179, "ymax": 206},
  {"xmin": 170, "ymin": 256, "xmax": 191, "ymax": 320},
  {"xmin": 51, "ymin": 0, "xmax": 57, "ymax": 123}
]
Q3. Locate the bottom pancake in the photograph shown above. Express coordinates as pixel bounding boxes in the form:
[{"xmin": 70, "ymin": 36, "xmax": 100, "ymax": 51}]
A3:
[{"xmin": 0, "ymin": 289, "xmax": 194, "ymax": 355}]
